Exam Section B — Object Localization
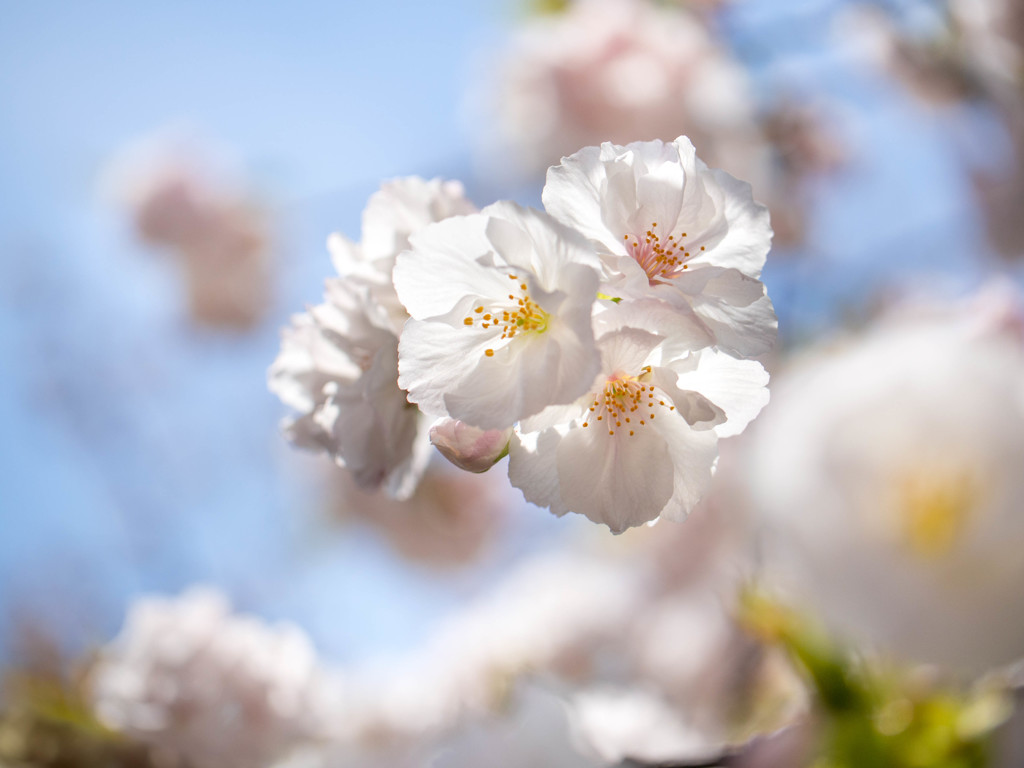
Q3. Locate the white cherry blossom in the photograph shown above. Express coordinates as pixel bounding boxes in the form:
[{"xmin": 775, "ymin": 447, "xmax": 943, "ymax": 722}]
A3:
[
  {"xmin": 508, "ymin": 305, "xmax": 769, "ymax": 532},
  {"xmin": 270, "ymin": 278, "xmax": 431, "ymax": 499},
  {"xmin": 270, "ymin": 177, "xmax": 472, "ymax": 498},
  {"xmin": 479, "ymin": 0, "xmax": 767, "ymax": 187},
  {"xmin": 394, "ymin": 201, "xmax": 602, "ymax": 430},
  {"xmin": 328, "ymin": 177, "xmax": 477, "ymax": 334},
  {"xmin": 568, "ymin": 686, "xmax": 723, "ymax": 766},
  {"xmin": 543, "ymin": 136, "xmax": 776, "ymax": 357}
]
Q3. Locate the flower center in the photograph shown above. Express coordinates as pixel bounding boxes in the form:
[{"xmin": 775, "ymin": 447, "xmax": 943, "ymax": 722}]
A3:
[
  {"xmin": 896, "ymin": 471, "xmax": 978, "ymax": 558},
  {"xmin": 624, "ymin": 222, "xmax": 704, "ymax": 285},
  {"xmin": 462, "ymin": 273, "xmax": 550, "ymax": 358},
  {"xmin": 580, "ymin": 366, "xmax": 676, "ymax": 437}
]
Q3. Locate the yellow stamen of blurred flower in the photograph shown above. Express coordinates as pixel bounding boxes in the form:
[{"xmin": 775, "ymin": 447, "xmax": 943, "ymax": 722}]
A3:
[{"xmin": 897, "ymin": 472, "xmax": 977, "ymax": 558}]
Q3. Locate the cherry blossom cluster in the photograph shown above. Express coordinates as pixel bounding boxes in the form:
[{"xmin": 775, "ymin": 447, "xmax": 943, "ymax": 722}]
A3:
[{"xmin": 271, "ymin": 136, "xmax": 775, "ymax": 532}]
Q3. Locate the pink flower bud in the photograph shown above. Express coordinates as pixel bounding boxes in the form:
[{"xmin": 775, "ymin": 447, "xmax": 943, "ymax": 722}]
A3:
[{"xmin": 429, "ymin": 417, "xmax": 512, "ymax": 473}]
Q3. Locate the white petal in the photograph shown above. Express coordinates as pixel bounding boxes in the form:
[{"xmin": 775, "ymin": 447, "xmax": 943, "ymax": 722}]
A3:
[
  {"xmin": 675, "ymin": 266, "xmax": 777, "ymax": 357},
  {"xmin": 394, "ymin": 214, "xmax": 509, "ymax": 320},
  {"xmin": 556, "ymin": 422, "xmax": 675, "ymax": 533},
  {"xmin": 689, "ymin": 168, "xmax": 772, "ymax": 277},
  {"xmin": 653, "ymin": 414, "xmax": 719, "ymax": 522},
  {"xmin": 671, "ymin": 350, "xmax": 769, "ymax": 437},
  {"xmin": 362, "ymin": 177, "xmax": 477, "ymax": 261},
  {"xmin": 396, "ymin": 206, "xmax": 601, "ymax": 427},
  {"xmin": 542, "ymin": 144, "xmax": 625, "ymax": 252},
  {"xmin": 508, "ymin": 428, "xmax": 570, "ymax": 516},
  {"xmin": 648, "ymin": 366, "xmax": 725, "ymax": 430},
  {"xmin": 594, "ymin": 298, "xmax": 713, "ymax": 353}
]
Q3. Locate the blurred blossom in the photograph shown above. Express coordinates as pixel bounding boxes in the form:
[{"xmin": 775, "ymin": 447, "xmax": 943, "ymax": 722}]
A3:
[
  {"xmin": 331, "ymin": 475, "xmax": 804, "ymax": 765},
  {"xmin": 841, "ymin": 2, "xmax": 1024, "ymax": 261},
  {"xmin": 269, "ymin": 177, "xmax": 477, "ymax": 499},
  {"xmin": 432, "ymin": 682, "xmax": 601, "ymax": 768},
  {"xmin": 949, "ymin": 0, "xmax": 1024, "ymax": 86},
  {"xmin": 103, "ymin": 133, "xmax": 271, "ymax": 329},
  {"xmin": 88, "ymin": 588, "xmax": 332, "ymax": 768},
  {"xmin": 327, "ymin": 465, "xmax": 508, "ymax": 568},
  {"xmin": 568, "ymin": 685, "xmax": 723, "ymax": 764},
  {"xmin": 758, "ymin": 98, "xmax": 847, "ymax": 248},
  {"xmin": 749, "ymin": 286, "xmax": 1024, "ymax": 674},
  {"xmin": 479, "ymin": 0, "xmax": 767, "ymax": 187}
]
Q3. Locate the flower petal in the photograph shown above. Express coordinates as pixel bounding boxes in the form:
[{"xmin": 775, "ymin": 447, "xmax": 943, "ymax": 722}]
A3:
[
  {"xmin": 556, "ymin": 420, "xmax": 675, "ymax": 533},
  {"xmin": 671, "ymin": 350, "xmax": 770, "ymax": 437},
  {"xmin": 508, "ymin": 428, "xmax": 570, "ymax": 517}
]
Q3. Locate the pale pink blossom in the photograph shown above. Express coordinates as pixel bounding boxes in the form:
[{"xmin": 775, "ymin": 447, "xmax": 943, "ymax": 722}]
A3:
[
  {"xmin": 103, "ymin": 134, "xmax": 271, "ymax": 329},
  {"xmin": 481, "ymin": 0, "xmax": 765, "ymax": 185}
]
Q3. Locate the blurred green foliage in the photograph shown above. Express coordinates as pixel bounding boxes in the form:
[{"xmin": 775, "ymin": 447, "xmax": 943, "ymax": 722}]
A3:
[{"xmin": 741, "ymin": 590, "xmax": 1011, "ymax": 768}]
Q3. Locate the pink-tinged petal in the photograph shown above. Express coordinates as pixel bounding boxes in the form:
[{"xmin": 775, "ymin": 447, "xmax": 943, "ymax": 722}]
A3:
[
  {"xmin": 542, "ymin": 136, "xmax": 775, "ymax": 357},
  {"xmin": 671, "ymin": 350, "xmax": 770, "ymax": 438},
  {"xmin": 629, "ymin": 155, "xmax": 685, "ymax": 239},
  {"xmin": 556, "ymin": 418, "xmax": 675, "ymax": 533},
  {"xmin": 272, "ymin": 176, "xmax": 477, "ymax": 501}
]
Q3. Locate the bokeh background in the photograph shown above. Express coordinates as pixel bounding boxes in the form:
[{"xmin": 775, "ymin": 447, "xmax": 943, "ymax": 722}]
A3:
[{"xmin": 2, "ymin": 0, "xmax": 1024, "ymax": 764}]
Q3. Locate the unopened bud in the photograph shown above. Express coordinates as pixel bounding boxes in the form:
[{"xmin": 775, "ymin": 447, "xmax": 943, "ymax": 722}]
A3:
[{"xmin": 429, "ymin": 417, "xmax": 512, "ymax": 473}]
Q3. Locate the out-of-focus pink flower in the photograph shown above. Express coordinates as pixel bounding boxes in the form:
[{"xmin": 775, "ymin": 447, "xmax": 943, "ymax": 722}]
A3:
[
  {"xmin": 480, "ymin": 0, "xmax": 767, "ymax": 187},
  {"xmin": 840, "ymin": 3, "xmax": 1024, "ymax": 261},
  {"xmin": 103, "ymin": 134, "xmax": 271, "ymax": 329},
  {"xmin": 328, "ymin": 466, "xmax": 508, "ymax": 568},
  {"xmin": 950, "ymin": 0, "xmax": 1024, "ymax": 86}
]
